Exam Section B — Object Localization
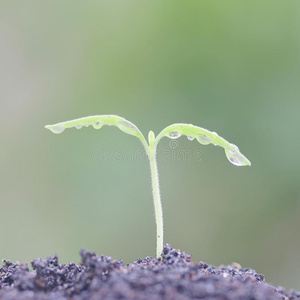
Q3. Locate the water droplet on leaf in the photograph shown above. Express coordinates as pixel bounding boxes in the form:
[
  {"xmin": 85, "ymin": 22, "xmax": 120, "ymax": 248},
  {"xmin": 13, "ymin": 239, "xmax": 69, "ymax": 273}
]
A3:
[
  {"xmin": 76, "ymin": 124, "xmax": 83, "ymax": 129},
  {"xmin": 116, "ymin": 120, "xmax": 139, "ymax": 136},
  {"xmin": 168, "ymin": 131, "xmax": 182, "ymax": 139},
  {"xmin": 228, "ymin": 143, "xmax": 239, "ymax": 154},
  {"xmin": 49, "ymin": 125, "xmax": 65, "ymax": 134},
  {"xmin": 93, "ymin": 121, "xmax": 103, "ymax": 129},
  {"xmin": 225, "ymin": 147, "xmax": 250, "ymax": 166},
  {"xmin": 196, "ymin": 134, "xmax": 211, "ymax": 145},
  {"xmin": 187, "ymin": 135, "xmax": 195, "ymax": 141}
]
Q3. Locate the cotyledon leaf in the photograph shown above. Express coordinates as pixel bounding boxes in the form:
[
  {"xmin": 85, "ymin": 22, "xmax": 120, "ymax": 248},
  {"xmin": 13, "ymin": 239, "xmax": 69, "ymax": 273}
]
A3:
[
  {"xmin": 155, "ymin": 123, "xmax": 251, "ymax": 166},
  {"xmin": 45, "ymin": 116, "xmax": 251, "ymax": 167},
  {"xmin": 45, "ymin": 115, "xmax": 149, "ymax": 150}
]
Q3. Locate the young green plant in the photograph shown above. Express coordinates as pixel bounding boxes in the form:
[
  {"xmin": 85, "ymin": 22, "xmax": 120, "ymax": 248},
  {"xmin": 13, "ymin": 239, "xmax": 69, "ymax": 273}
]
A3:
[{"xmin": 45, "ymin": 115, "xmax": 251, "ymax": 258}]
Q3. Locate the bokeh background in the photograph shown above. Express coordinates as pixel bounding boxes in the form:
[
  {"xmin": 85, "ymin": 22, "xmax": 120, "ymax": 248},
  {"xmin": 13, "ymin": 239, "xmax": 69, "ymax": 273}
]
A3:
[{"xmin": 1, "ymin": 0, "xmax": 299, "ymax": 290}]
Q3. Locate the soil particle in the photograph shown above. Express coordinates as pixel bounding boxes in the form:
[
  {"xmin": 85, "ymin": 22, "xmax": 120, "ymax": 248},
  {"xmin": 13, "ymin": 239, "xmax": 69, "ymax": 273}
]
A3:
[{"xmin": 0, "ymin": 244, "xmax": 299, "ymax": 300}]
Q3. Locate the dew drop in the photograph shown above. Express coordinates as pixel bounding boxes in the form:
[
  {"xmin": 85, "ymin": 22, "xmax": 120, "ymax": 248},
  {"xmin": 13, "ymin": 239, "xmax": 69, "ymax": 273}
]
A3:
[
  {"xmin": 49, "ymin": 125, "xmax": 65, "ymax": 134},
  {"xmin": 187, "ymin": 135, "xmax": 195, "ymax": 141},
  {"xmin": 225, "ymin": 147, "xmax": 250, "ymax": 166},
  {"xmin": 228, "ymin": 156, "xmax": 240, "ymax": 165},
  {"xmin": 196, "ymin": 134, "xmax": 211, "ymax": 145},
  {"xmin": 76, "ymin": 124, "xmax": 83, "ymax": 129},
  {"xmin": 93, "ymin": 121, "xmax": 103, "ymax": 129},
  {"xmin": 168, "ymin": 131, "xmax": 182, "ymax": 139},
  {"xmin": 116, "ymin": 120, "xmax": 139, "ymax": 136},
  {"xmin": 228, "ymin": 143, "xmax": 239, "ymax": 154}
]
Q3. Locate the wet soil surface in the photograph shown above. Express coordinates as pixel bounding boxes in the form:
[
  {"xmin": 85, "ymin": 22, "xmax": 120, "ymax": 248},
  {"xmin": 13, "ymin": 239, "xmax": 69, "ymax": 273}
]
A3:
[{"xmin": 0, "ymin": 244, "xmax": 299, "ymax": 300}]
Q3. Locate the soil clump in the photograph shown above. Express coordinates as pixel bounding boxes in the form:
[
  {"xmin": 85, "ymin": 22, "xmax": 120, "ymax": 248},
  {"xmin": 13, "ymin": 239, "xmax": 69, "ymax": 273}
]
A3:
[{"xmin": 0, "ymin": 244, "xmax": 299, "ymax": 299}]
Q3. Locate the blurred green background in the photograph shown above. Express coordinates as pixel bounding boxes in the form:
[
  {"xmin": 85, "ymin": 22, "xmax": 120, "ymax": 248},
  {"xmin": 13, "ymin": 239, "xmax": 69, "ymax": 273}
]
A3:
[{"xmin": 1, "ymin": 0, "xmax": 299, "ymax": 291}]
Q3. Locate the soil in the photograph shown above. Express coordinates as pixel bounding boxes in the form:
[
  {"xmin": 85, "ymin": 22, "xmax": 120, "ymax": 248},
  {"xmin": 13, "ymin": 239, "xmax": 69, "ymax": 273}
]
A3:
[{"xmin": 0, "ymin": 244, "xmax": 299, "ymax": 300}]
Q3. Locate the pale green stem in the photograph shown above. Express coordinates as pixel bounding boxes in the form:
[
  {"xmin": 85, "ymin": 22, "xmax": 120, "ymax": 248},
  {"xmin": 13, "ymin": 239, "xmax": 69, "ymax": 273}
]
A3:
[
  {"xmin": 145, "ymin": 131, "xmax": 163, "ymax": 258},
  {"xmin": 148, "ymin": 145, "xmax": 163, "ymax": 258}
]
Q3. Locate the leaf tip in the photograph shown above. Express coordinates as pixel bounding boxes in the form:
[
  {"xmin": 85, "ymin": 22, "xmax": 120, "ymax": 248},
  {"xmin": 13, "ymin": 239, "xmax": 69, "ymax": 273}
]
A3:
[{"xmin": 44, "ymin": 124, "xmax": 65, "ymax": 134}]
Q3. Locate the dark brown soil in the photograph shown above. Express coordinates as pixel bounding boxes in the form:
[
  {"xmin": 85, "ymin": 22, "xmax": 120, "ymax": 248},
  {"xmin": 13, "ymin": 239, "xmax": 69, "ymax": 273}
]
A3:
[{"xmin": 0, "ymin": 244, "xmax": 299, "ymax": 300}]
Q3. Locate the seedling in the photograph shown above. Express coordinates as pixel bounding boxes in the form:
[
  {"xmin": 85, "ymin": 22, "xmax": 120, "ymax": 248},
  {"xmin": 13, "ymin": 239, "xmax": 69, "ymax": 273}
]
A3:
[{"xmin": 45, "ymin": 115, "xmax": 251, "ymax": 258}]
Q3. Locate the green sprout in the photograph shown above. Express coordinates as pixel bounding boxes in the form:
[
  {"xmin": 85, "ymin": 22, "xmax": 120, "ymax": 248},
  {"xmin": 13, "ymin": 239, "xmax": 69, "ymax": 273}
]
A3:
[{"xmin": 45, "ymin": 115, "xmax": 251, "ymax": 258}]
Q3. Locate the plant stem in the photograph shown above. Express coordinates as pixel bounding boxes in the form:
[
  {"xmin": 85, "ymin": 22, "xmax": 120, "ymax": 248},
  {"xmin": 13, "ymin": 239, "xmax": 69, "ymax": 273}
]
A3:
[{"xmin": 148, "ymin": 145, "xmax": 163, "ymax": 258}]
